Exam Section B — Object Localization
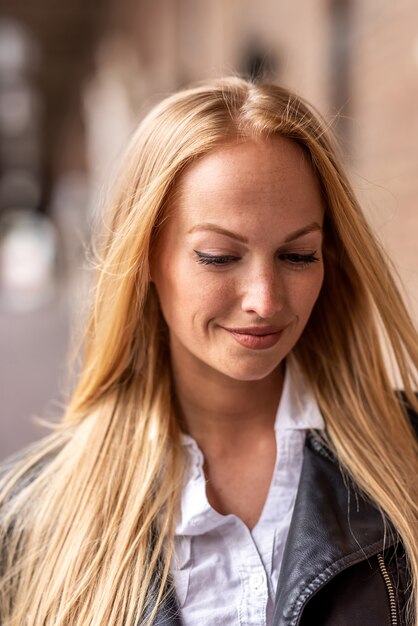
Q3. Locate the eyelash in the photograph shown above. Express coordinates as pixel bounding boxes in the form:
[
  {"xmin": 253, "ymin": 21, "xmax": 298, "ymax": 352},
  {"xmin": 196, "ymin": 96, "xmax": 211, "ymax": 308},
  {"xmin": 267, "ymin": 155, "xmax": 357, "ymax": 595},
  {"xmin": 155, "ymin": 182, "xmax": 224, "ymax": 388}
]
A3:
[{"xmin": 193, "ymin": 250, "xmax": 320, "ymax": 268}]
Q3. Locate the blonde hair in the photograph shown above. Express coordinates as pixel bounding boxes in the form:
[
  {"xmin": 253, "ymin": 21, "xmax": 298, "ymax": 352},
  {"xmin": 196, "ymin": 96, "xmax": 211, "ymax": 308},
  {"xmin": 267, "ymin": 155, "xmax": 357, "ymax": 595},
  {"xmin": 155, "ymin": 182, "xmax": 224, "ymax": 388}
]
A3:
[{"xmin": 1, "ymin": 77, "xmax": 417, "ymax": 625}]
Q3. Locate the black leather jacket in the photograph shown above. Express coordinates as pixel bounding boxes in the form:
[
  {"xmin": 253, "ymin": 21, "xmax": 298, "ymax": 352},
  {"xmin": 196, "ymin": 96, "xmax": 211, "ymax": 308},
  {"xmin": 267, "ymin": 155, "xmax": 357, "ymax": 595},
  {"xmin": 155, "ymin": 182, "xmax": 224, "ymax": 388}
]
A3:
[{"xmin": 154, "ymin": 429, "xmax": 414, "ymax": 626}]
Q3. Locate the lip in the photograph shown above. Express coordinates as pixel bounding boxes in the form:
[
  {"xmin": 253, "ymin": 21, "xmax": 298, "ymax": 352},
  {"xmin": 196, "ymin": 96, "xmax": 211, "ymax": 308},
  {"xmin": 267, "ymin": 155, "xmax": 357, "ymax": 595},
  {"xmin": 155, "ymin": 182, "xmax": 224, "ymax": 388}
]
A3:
[{"xmin": 222, "ymin": 325, "xmax": 286, "ymax": 350}]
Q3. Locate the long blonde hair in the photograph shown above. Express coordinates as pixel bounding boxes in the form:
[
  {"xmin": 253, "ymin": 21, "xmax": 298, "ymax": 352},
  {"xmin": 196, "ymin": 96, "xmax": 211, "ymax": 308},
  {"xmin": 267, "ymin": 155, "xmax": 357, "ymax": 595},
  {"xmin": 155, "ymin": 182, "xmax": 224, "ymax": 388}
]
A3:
[{"xmin": 1, "ymin": 77, "xmax": 417, "ymax": 625}]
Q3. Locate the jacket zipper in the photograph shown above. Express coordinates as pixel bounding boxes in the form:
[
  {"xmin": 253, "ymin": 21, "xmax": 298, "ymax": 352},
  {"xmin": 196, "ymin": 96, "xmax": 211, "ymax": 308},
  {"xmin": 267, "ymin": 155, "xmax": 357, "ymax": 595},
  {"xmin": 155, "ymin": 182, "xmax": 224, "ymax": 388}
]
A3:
[{"xmin": 377, "ymin": 553, "xmax": 398, "ymax": 626}]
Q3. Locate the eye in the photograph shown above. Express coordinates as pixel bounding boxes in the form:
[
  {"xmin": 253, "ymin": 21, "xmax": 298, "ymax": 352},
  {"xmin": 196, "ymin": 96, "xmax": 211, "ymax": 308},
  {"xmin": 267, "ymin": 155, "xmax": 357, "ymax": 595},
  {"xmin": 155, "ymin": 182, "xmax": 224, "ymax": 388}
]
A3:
[
  {"xmin": 279, "ymin": 253, "xmax": 320, "ymax": 267},
  {"xmin": 193, "ymin": 250, "xmax": 239, "ymax": 266}
]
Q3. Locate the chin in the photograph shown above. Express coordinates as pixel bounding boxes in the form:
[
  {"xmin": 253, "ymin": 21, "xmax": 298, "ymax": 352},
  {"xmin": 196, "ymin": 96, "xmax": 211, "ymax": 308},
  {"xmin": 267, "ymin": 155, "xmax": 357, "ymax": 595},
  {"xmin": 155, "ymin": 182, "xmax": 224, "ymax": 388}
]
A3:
[{"xmin": 222, "ymin": 361, "xmax": 284, "ymax": 383}]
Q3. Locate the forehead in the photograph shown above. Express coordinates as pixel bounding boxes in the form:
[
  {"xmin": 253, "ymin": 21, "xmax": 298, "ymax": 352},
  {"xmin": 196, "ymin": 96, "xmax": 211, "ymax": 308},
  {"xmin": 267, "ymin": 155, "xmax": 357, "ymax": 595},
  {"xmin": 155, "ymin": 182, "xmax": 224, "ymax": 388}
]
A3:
[{"xmin": 168, "ymin": 137, "xmax": 324, "ymax": 231}]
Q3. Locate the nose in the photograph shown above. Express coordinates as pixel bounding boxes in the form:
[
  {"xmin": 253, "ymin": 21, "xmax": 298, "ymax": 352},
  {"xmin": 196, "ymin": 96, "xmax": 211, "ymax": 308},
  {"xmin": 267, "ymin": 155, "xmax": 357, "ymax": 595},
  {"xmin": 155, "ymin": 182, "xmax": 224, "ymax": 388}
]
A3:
[{"xmin": 240, "ymin": 264, "xmax": 284, "ymax": 319}]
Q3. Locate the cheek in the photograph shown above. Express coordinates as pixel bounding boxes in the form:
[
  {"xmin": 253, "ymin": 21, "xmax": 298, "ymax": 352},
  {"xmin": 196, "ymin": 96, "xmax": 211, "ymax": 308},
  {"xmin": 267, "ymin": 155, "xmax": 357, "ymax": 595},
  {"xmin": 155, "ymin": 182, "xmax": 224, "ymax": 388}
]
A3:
[
  {"xmin": 291, "ymin": 267, "xmax": 324, "ymax": 320},
  {"xmin": 153, "ymin": 257, "xmax": 235, "ymax": 331},
  {"xmin": 189, "ymin": 274, "xmax": 236, "ymax": 323},
  {"xmin": 151, "ymin": 255, "xmax": 186, "ymax": 326}
]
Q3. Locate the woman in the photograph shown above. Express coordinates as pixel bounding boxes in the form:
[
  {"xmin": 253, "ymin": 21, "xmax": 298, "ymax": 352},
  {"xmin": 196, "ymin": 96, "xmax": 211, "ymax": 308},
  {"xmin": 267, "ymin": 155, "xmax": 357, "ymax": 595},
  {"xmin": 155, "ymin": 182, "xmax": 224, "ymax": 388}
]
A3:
[{"xmin": 0, "ymin": 77, "xmax": 417, "ymax": 626}]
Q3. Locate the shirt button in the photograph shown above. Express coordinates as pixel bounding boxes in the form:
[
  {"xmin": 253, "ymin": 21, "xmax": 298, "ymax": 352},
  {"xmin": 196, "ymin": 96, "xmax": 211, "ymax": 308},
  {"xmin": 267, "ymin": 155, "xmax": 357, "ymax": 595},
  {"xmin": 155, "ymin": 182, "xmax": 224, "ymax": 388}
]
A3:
[{"xmin": 249, "ymin": 573, "xmax": 265, "ymax": 590}]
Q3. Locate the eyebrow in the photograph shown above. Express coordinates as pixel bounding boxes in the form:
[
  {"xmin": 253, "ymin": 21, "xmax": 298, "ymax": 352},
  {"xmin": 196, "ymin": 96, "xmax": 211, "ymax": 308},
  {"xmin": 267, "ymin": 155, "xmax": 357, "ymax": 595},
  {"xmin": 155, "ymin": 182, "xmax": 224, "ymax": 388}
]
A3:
[{"xmin": 187, "ymin": 221, "xmax": 322, "ymax": 244}]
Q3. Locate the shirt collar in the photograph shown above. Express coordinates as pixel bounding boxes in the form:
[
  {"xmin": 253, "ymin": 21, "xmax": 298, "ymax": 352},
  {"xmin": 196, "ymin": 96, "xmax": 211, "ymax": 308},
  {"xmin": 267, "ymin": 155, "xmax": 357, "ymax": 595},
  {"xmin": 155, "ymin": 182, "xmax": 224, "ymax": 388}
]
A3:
[
  {"xmin": 175, "ymin": 359, "xmax": 324, "ymax": 538},
  {"xmin": 274, "ymin": 359, "xmax": 325, "ymax": 431}
]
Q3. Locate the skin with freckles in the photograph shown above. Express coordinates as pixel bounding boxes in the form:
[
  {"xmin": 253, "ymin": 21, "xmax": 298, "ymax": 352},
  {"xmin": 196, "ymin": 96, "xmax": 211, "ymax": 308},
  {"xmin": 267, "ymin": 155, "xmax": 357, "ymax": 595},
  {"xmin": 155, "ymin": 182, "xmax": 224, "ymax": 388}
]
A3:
[
  {"xmin": 151, "ymin": 136, "xmax": 325, "ymax": 528},
  {"xmin": 151, "ymin": 137, "xmax": 324, "ymax": 390}
]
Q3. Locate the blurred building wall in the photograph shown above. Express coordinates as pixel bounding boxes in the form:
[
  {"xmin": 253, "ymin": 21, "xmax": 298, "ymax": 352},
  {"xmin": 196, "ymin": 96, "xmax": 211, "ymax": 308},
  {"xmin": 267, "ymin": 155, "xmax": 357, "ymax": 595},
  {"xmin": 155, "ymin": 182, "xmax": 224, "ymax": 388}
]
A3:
[{"xmin": 351, "ymin": 0, "xmax": 418, "ymax": 318}]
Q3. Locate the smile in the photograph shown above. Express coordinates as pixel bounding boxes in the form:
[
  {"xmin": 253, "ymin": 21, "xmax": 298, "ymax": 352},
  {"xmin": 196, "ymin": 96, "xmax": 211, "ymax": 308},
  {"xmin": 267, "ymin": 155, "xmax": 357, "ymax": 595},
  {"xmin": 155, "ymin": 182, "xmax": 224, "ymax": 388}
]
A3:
[{"xmin": 222, "ymin": 326, "xmax": 286, "ymax": 350}]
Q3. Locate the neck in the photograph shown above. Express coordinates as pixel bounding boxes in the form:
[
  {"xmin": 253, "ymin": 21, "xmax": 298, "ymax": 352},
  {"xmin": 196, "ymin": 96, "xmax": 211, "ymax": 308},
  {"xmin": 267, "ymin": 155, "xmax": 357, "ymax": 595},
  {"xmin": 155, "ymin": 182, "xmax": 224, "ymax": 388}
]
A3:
[{"xmin": 171, "ymin": 357, "xmax": 285, "ymax": 452}]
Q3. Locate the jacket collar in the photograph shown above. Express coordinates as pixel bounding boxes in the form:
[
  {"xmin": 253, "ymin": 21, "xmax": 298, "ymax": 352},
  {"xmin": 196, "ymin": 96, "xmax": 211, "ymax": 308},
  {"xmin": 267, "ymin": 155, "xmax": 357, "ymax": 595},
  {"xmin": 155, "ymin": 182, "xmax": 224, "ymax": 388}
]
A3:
[{"xmin": 272, "ymin": 432, "xmax": 395, "ymax": 626}]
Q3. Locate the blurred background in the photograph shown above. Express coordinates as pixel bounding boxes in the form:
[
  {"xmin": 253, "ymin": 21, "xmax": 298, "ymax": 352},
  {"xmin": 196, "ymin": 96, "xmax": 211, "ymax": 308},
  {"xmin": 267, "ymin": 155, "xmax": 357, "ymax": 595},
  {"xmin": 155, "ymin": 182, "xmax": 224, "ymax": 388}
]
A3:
[{"xmin": 1, "ymin": 0, "xmax": 417, "ymax": 459}]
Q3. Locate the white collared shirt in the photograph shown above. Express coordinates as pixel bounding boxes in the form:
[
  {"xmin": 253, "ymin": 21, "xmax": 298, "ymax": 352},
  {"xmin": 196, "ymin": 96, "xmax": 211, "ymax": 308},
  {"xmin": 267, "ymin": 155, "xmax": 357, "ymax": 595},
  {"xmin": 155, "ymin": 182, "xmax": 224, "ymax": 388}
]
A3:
[{"xmin": 171, "ymin": 362, "xmax": 324, "ymax": 625}]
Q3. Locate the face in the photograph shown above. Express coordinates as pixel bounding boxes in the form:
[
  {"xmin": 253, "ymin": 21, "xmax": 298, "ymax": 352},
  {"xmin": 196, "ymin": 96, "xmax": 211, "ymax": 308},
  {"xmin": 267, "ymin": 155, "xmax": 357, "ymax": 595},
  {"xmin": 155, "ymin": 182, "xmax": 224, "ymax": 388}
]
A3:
[{"xmin": 150, "ymin": 137, "xmax": 325, "ymax": 384}]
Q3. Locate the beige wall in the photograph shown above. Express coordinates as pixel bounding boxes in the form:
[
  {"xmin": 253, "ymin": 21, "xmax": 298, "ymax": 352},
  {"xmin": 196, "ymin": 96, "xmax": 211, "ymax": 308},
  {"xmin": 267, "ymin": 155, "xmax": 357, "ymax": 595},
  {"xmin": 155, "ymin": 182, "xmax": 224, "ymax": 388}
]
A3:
[{"xmin": 350, "ymin": 0, "xmax": 418, "ymax": 317}]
